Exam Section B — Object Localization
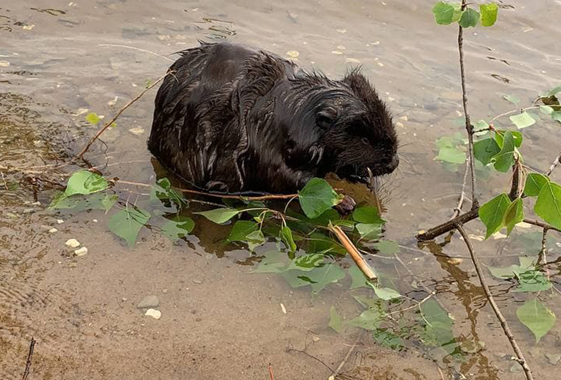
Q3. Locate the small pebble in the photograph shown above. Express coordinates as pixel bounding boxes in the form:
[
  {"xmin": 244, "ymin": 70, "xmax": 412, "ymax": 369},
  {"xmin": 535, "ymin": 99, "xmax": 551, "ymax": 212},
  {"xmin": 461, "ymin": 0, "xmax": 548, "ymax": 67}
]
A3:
[
  {"xmin": 145, "ymin": 309, "xmax": 161, "ymax": 319},
  {"xmin": 0, "ymin": 61, "xmax": 10, "ymax": 67},
  {"xmin": 345, "ymin": 58, "xmax": 361, "ymax": 64},
  {"xmin": 22, "ymin": 25, "xmax": 35, "ymax": 30},
  {"xmin": 74, "ymin": 247, "xmax": 88, "ymax": 257},
  {"xmin": 93, "ymin": 219, "xmax": 98, "ymax": 223},
  {"xmin": 65, "ymin": 239, "xmax": 80, "ymax": 248},
  {"xmin": 399, "ymin": 115, "xmax": 408, "ymax": 121},
  {"xmin": 336, "ymin": 45, "xmax": 346, "ymax": 50},
  {"xmin": 129, "ymin": 127, "xmax": 145, "ymax": 136},
  {"xmin": 162, "ymin": 289, "xmax": 168, "ymax": 294},
  {"xmin": 395, "ymin": 122, "xmax": 404, "ymax": 128},
  {"xmin": 312, "ymin": 336, "xmax": 320, "ymax": 342},
  {"xmin": 336, "ymin": 28, "xmax": 347, "ymax": 33},
  {"xmin": 286, "ymin": 50, "xmax": 300, "ymax": 58},
  {"xmin": 137, "ymin": 295, "xmax": 160, "ymax": 309},
  {"xmin": 57, "ymin": 219, "xmax": 64, "ymax": 224},
  {"xmin": 280, "ymin": 303, "xmax": 287, "ymax": 314},
  {"xmin": 192, "ymin": 279, "xmax": 202, "ymax": 284},
  {"xmin": 49, "ymin": 228, "xmax": 58, "ymax": 233},
  {"xmin": 331, "ymin": 51, "xmax": 343, "ymax": 55},
  {"xmin": 23, "ymin": 208, "xmax": 35, "ymax": 214},
  {"xmin": 546, "ymin": 353, "xmax": 561, "ymax": 365}
]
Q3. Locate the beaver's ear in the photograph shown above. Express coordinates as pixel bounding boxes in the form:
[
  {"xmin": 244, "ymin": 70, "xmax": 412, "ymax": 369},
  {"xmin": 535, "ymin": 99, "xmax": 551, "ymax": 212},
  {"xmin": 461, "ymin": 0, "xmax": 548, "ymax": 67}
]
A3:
[{"xmin": 316, "ymin": 107, "xmax": 338, "ymax": 130}]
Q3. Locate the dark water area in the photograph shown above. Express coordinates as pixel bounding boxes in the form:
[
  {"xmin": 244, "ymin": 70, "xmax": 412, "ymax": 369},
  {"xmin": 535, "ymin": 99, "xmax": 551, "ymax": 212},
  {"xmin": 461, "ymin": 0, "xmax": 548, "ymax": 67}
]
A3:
[{"xmin": 1, "ymin": 1, "xmax": 561, "ymax": 379}]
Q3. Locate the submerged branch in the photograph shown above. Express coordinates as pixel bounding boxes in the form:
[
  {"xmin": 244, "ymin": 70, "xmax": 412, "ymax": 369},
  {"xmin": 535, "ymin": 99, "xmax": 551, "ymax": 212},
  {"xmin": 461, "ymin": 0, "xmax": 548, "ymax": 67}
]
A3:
[
  {"xmin": 21, "ymin": 337, "xmax": 36, "ymax": 380},
  {"xmin": 454, "ymin": 223, "xmax": 534, "ymax": 380},
  {"xmin": 76, "ymin": 71, "xmax": 173, "ymax": 159}
]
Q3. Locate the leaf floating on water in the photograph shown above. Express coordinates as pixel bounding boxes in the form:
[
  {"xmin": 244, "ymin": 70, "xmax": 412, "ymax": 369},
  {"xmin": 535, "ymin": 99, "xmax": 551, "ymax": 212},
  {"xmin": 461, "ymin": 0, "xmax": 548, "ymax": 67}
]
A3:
[
  {"xmin": 516, "ymin": 298, "xmax": 556, "ymax": 342},
  {"xmin": 85, "ymin": 112, "xmax": 101, "ymax": 125},
  {"xmin": 502, "ymin": 94, "xmax": 520, "ymax": 105},
  {"xmin": 108, "ymin": 206, "xmax": 150, "ymax": 247},
  {"xmin": 368, "ymin": 283, "xmax": 401, "ymax": 300}
]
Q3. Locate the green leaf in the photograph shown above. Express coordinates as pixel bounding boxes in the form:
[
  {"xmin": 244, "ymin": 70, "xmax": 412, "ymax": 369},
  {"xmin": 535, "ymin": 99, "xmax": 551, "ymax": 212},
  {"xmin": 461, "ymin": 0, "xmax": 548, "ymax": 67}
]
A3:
[
  {"xmin": 510, "ymin": 112, "xmax": 536, "ymax": 129},
  {"xmin": 474, "ymin": 138, "xmax": 500, "ymax": 165},
  {"xmin": 194, "ymin": 208, "xmax": 240, "ymax": 224},
  {"xmin": 514, "ymin": 270, "xmax": 552, "ymax": 293},
  {"xmin": 487, "ymin": 256, "xmax": 535, "ymax": 279},
  {"xmin": 356, "ymin": 223, "xmax": 382, "ymax": 240},
  {"xmin": 349, "ymin": 266, "xmax": 370, "ymax": 289},
  {"xmin": 286, "ymin": 254, "xmax": 325, "ymax": 272},
  {"xmin": 419, "ymin": 299, "xmax": 456, "ymax": 352},
  {"xmin": 254, "ymin": 251, "xmax": 288, "ymax": 274},
  {"xmin": 502, "ymin": 94, "xmax": 520, "ymax": 105},
  {"xmin": 85, "ymin": 112, "xmax": 100, "ymax": 125},
  {"xmin": 101, "ymin": 194, "xmax": 118, "ymax": 213},
  {"xmin": 65, "ymin": 170, "xmax": 109, "ymax": 196},
  {"xmin": 552, "ymin": 111, "xmax": 561, "ymax": 122},
  {"xmin": 348, "ymin": 308, "xmax": 383, "ymax": 330},
  {"xmin": 535, "ymin": 182, "xmax": 561, "ymax": 230},
  {"xmin": 298, "ymin": 178, "xmax": 342, "ymax": 219},
  {"xmin": 494, "ymin": 130, "xmax": 523, "ymax": 148},
  {"xmin": 492, "ymin": 131, "xmax": 515, "ymax": 172},
  {"xmin": 372, "ymin": 240, "xmax": 400, "ymax": 255},
  {"xmin": 161, "ymin": 216, "xmax": 195, "ymax": 242},
  {"xmin": 369, "ymin": 283, "xmax": 402, "ymax": 300},
  {"xmin": 540, "ymin": 105, "xmax": 554, "ymax": 115},
  {"xmin": 479, "ymin": 193, "xmax": 511, "ymax": 238},
  {"xmin": 516, "ymin": 298, "xmax": 556, "ymax": 342},
  {"xmin": 434, "ymin": 146, "xmax": 466, "ymax": 164},
  {"xmin": 108, "ymin": 206, "xmax": 150, "ymax": 247},
  {"xmin": 228, "ymin": 220, "xmax": 259, "ymax": 242},
  {"xmin": 282, "ymin": 263, "xmax": 345, "ymax": 293},
  {"xmin": 246, "ymin": 230, "xmax": 265, "ymax": 251},
  {"xmin": 524, "ymin": 173, "xmax": 550, "ymax": 197},
  {"xmin": 432, "ymin": 1, "xmax": 456, "ymax": 25},
  {"xmin": 280, "ymin": 226, "xmax": 297, "ymax": 253},
  {"xmin": 458, "ymin": 7, "xmax": 480, "ymax": 28},
  {"xmin": 542, "ymin": 85, "xmax": 561, "ymax": 98},
  {"xmin": 329, "ymin": 306, "xmax": 343, "ymax": 333},
  {"xmin": 352, "ymin": 206, "xmax": 385, "ymax": 224},
  {"xmin": 504, "ymin": 198, "xmax": 524, "ymax": 236},
  {"xmin": 151, "ymin": 178, "xmax": 185, "ymax": 207},
  {"xmin": 480, "ymin": 3, "xmax": 498, "ymax": 26}
]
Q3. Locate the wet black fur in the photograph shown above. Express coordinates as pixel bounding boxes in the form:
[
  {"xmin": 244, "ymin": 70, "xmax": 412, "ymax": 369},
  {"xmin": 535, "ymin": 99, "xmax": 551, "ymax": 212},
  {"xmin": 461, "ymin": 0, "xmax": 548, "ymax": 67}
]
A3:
[{"xmin": 148, "ymin": 42, "xmax": 398, "ymax": 193}]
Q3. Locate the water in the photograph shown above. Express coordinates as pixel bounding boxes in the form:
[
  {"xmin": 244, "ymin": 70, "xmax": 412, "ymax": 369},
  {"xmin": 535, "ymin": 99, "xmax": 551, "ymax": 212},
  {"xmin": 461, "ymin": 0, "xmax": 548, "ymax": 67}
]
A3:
[{"xmin": 1, "ymin": 0, "xmax": 561, "ymax": 379}]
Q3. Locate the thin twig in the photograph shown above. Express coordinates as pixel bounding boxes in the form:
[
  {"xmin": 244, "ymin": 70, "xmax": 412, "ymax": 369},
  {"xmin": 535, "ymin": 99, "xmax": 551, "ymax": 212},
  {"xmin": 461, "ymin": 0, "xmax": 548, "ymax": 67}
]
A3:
[
  {"xmin": 417, "ymin": 208, "xmax": 479, "ymax": 240},
  {"xmin": 458, "ymin": 0, "xmax": 478, "ymax": 209},
  {"xmin": 454, "ymin": 223, "xmax": 534, "ymax": 380},
  {"xmin": 546, "ymin": 149, "xmax": 561, "ymax": 177},
  {"xmin": 268, "ymin": 364, "xmax": 275, "ymax": 380},
  {"xmin": 97, "ymin": 43, "xmax": 174, "ymax": 62},
  {"xmin": 114, "ymin": 179, "xmax": 299, "ymax": 201},
  {"xmin": 328, "ymin": 224, "xmax": 377, "ymax": 280},
  {"xmin": 537, "ymin": 227, "xmax": 549, "ymax": 266},
  {"xmin": 76, "ymin": 71, "xmax": 173, "ymax": 159},
  {"xmin": 452, "ymin": 159, "xmax": 470, "ymax": 219},
  {"xmin": 523, "ymin": 218, "xmax": 561, "ymax": 234},
  {"xmin": 489, "ymin": 106, "xmax": 541, "ymax": 124},
  {"xmin": 328, "ymin": 331, "xmax": 364, "ymax": 380},
  {"xmin": 286, "ymin": 346, "xmax": 335, "ymax": 373},
  {"xmin": 21, "ymin": 337, "xmax": 36, "ymax": 380}
]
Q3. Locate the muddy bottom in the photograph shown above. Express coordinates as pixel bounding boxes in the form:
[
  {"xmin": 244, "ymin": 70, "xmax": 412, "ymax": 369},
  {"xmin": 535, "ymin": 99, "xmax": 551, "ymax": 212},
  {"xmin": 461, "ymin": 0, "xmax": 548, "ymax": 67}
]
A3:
[{"xmin": 2, "ymin": 0, "xmax": 561, "ymax": 379}]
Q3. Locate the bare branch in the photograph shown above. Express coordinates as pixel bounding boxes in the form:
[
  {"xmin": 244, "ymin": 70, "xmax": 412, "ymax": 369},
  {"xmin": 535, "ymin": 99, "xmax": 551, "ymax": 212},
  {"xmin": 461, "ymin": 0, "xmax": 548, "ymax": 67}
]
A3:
[
  {"xmin": 21, "ymin": 337, "xmax": 36, "ymax": 380},
  {"xmin": 454, "ymin": 223, "xmax": 534, "ymax": 380}
]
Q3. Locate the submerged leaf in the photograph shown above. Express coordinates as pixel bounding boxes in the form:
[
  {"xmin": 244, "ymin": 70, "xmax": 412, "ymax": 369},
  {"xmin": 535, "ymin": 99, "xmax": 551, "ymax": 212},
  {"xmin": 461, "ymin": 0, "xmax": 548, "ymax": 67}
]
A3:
[
  {"xmin": 161, "ymin": 216, "xmax": 195, "ymax": 242},
  {"xmin": 352, "ymin": 206, "xmax": 385, "ymax": 224},
  {"xmin": 510, "ymin": 112, "xmax": 536, "ymax": 129},
  {"xmin": 369, "ymin": 283, "xmax": 402, "ymax": 300},
  {"xmin": 502, "ymin": 94, "xmax": 520, "ymax": 105},
  {"xmin": 85, "ymin": 112, "xmax": 100, "ymax": 125},
  {"xmin": 329, "ymin": 306, "xmax": 343, "ymax": 333},
  {"xmin": 108, "ymin": 206, "xmax": 150, "ymax": 247},
  {"xmin": 65, "ymin": 170, "xmax": 109, "ymax": 196},
  {"xmin": 516, "ymin": 298, "xmax": 556, "ymax": 342}
]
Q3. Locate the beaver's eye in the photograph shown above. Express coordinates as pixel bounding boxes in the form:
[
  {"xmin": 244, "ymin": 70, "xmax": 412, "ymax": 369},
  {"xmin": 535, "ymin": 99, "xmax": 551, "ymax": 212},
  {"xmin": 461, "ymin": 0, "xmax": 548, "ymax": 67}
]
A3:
[{"xmin": 361, "ymin": 137, "xmax": 369, "ymax": 145}]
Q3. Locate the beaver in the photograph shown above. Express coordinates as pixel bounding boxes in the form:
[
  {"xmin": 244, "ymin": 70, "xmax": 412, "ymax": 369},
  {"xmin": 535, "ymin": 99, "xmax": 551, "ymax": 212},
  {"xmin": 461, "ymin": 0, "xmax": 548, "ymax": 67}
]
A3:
[{"xmin": 148, "ymin": 41, "xmax": 398, "ymax": 195}]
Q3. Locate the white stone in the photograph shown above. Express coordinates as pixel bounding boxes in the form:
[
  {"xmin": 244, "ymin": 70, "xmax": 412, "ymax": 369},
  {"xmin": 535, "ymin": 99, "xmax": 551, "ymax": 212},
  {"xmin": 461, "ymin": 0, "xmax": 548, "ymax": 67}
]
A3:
[
  {"xmin": 145, "ymin": 309, "xmax": 161, "ymax": 319},
  {"xmin": 49, "ymin": 228, "xmax": 58, "ymax": 233},
  {"xmin": 74, "ymin": 247, "xmax": 88, "ymax": 256},
  {"xmin": 65, "ymin": 239, "xmax": 80, "ymax": 248}
]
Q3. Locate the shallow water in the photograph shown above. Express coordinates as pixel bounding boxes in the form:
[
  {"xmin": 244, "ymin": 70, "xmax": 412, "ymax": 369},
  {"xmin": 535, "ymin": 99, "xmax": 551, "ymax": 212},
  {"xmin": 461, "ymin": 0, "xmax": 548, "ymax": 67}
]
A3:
[{"xmin": 1, "ymin": 0, "xmax": 561, "ymax": 379}]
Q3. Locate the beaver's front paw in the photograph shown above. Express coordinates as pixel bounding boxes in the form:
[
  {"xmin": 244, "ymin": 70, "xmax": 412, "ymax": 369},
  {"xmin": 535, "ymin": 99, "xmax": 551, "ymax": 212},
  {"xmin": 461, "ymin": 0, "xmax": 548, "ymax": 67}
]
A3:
[{"xmin": 334, "ymin": 195, "xmax": 356, "ymax": 215}]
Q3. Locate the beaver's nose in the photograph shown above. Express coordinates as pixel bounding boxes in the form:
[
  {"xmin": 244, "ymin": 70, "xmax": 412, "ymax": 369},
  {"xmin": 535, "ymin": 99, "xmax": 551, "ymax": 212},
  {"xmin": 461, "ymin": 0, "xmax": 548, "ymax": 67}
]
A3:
[{"xmin": 387, "ymin": 156, "xmax": 399, "ymax": 172}]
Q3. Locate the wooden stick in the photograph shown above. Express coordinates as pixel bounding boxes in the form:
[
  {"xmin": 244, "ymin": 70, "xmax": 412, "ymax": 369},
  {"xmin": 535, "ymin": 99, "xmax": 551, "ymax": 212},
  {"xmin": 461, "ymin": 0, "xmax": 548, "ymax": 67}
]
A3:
[
  {"xmin": 21, "ymin": 337, "xmax": 36, "ymax": 380},
  {"xmin": 328, "ymin": 224, "xmax": 377, "ymax": 280},
  {"xmin": 76, "ymin": 71, "xmax": 173, "ymax": 159},
  {"xmin": 455, "ymin": 223, "xmax": 534, "ymax": 380},
  {"xmin": 268, "ymin": 364, "xmax": 275, "ymax": 380}
]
